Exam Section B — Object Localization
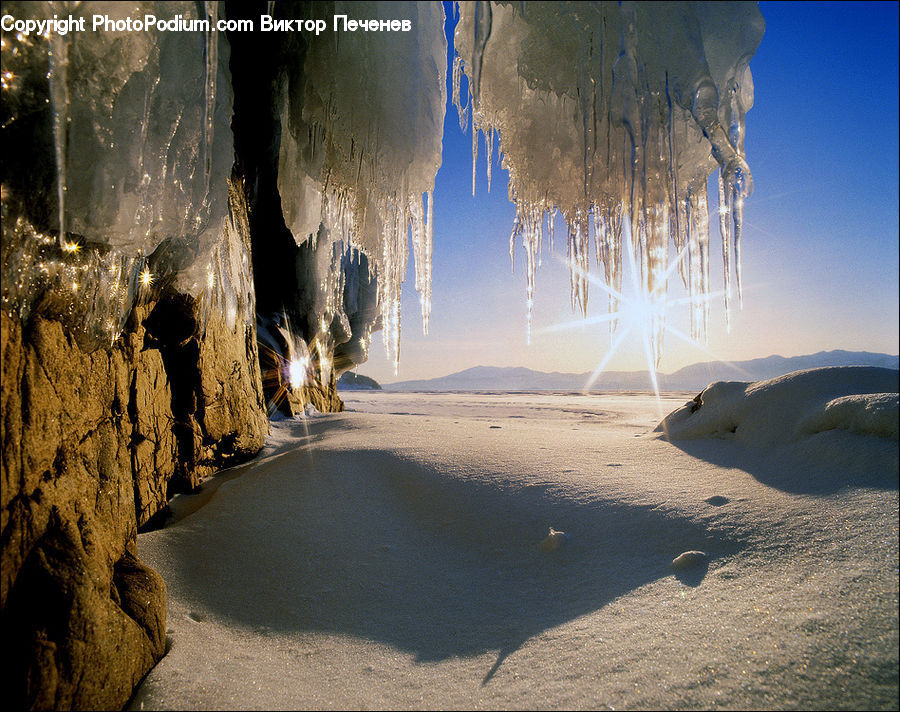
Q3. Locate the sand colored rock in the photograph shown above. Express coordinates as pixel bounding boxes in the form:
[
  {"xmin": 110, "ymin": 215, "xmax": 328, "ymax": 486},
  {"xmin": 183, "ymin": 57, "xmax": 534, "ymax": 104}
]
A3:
[
  {"xmin": 4, "ymin": 518, "xmax": 166, "ymax": 710},
  {"xmin": 0, "ymin": 295, "xmax": 267, "ymax": 709},
  {"xmin": 671, "ymin": 550, "xmax": 709, "ymax": 570}
]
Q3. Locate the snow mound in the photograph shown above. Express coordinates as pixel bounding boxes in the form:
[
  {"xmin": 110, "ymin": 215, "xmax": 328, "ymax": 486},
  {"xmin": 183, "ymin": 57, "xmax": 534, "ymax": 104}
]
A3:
[
  {"xmin": 657, "ymin": 366, "xmax": 899, "ymax": 445},
  {"xmin": 798, "ymin": 392, "xmax": 899, "ymax": 440}
]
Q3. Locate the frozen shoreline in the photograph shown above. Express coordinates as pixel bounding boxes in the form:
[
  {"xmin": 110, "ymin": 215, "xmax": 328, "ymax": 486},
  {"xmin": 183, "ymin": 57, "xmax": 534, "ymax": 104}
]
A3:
[{"xmin": 131, "ymin": 386, "xmax": 898, "ymax": 710}]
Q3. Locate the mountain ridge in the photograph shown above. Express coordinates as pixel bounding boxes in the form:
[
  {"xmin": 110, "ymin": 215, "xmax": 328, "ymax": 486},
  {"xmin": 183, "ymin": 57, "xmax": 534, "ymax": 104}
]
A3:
[{"xmin": 381, "ymin": 350, "xmax": 900, "ymax": 392}]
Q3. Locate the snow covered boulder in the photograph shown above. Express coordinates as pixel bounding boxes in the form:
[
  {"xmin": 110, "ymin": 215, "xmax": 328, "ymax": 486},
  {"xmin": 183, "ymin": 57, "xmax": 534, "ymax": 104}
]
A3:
[
  {"xmin": 657, "ymin": 367, "xmax": 899, "ymax": 446},
  {"xmin": 797, "ymin": 392, "xmax": 898, "ymax": 440}
]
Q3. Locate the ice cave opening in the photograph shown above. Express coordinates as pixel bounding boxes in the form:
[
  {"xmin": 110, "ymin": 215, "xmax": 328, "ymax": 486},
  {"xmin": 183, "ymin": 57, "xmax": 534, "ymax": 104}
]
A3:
[
  {"xmin": 0, "ymin": 3, "xmax": 769, "ymax": 707},
  {"xmin": 1, "ymin": 0, "xmax": 764, "ymax": 409}
]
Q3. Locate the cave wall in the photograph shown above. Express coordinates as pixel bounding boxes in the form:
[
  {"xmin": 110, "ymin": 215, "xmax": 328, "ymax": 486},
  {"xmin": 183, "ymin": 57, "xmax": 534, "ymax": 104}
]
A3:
[
  {"xmin": 0, "ymin": 290, "xmax": 267, "ymax": 708},
  {"xmin": 0, "ymin": 3, "xmax": 266, "ymax": 708},
  {"xmin": 0, "ymin": 1, "xmax": 397, "ymax": 707}
]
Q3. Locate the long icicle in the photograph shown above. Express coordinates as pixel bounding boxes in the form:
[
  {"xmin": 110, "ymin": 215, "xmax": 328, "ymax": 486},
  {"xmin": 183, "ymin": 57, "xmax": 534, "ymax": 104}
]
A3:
[{"xmin": 48, "ymin": 26, "xmax": 70, "ymax": 248}]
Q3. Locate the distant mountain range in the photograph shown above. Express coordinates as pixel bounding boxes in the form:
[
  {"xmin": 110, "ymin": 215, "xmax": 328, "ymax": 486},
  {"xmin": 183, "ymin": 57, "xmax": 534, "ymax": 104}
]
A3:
[{"xmin": 381, "ymin": 350, "xmax": 899, "ymax": 393}]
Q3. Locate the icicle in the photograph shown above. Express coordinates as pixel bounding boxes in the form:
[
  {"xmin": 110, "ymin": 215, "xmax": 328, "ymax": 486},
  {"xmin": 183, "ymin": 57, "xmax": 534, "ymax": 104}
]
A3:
[
  {"xmin": 48, "ymin": 28, "xmax": 70, "ymax": 248},
  {"xmin": 203, "ymin": 1, "xmax": 218, "ymax": 198},
  {"xmin": 733, "ymin": 191, "xmax": 744, "ymax": 308},
  {"xmin": 646, "ymin": 203, "xmax": 669, "ymax": 364},
  {"xmin": 472, "ymin": 119, "xmax": 479, "ymax": 196},
  {"xmin": 508, "ymin": 207, "xmax": 520, "ymax": 273},
  {"xmin": 593, "ymin": 209, "xmax": 615, "ymax": 336},
  {"xmin": 504, "ymin": 198, "xmax": 545, "ymax": 346},
  {"xmin": 691, "ymin": 184, "xmax": 711, "ymax": 342},
  {"xmin": 548, "ymin": 207, "xmax": 556, "ymax": 253},
  {"xmin": 566, "ymin": 209, "xmax": 590, "ymax": 317},
  {"xmin": 423, "ymin": 189, "xmax": 434, "ymax": 332},
  {"xmin": 486, "ymin": 127, "xmax": 494, "ymax": 192},
  {"xmin": 523, "ymin": 213, "xmax": 536, "ymax": 344},
  {"xmin": 410, "ymin": 191, "xmax": 433, "ymax": 335},
  {"xmin": 535, "ymin": 202, "xmax": 544, "ymax": 267},
  {"xmin": 685, "ymin": 191, "xmax": 699, "ymax": 341},
  {"xmin": 717, "ymin": 170, "xmax": 732, "ymax": 332}
]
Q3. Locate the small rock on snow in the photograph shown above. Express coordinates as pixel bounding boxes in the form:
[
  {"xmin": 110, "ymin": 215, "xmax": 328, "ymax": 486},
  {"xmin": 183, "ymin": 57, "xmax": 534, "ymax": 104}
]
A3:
[
  {"xmin": 671, "ymin": 550, "xmax": 708, "ymax": 570},
  {"xmin": 540, "ymin": 527, "xmax": 569, "ymax": 552}
]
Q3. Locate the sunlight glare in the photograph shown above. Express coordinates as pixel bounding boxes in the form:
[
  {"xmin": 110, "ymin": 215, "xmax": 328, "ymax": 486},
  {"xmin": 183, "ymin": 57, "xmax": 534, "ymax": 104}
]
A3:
[
  {"xmin": 288, "ymin": 356, "xmax": 309, "ymax": 388},
  {"xmin": 540, "ymin": 213, "xmax": 744, "ymax": 410}
]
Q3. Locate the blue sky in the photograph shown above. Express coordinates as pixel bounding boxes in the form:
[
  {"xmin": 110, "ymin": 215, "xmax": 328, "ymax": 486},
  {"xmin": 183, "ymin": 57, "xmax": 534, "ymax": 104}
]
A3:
[{"xmin": 362, "ymin": 1, "xmax": 900, "ymax": 384}]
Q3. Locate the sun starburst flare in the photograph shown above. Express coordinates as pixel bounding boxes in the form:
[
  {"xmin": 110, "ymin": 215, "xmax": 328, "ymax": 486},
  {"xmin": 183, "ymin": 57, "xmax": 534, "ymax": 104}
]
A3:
[
  {"xmin": 288, "ymin": 355, "xmax": 310, "ymax": 389},
  {"xmin": 536, "ymin": 214, "xmax": 752, "ymax": 416}
]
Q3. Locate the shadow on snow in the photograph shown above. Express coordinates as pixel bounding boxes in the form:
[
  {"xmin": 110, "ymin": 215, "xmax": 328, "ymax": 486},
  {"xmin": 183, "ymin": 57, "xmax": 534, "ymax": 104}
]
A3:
[
  {"xmin": 159, "ymin": 421, "xmax": 743, "ymax": 683},
  {"xmin": 662, "ymin": 431, "xmax": 898, "ymax": 496}
]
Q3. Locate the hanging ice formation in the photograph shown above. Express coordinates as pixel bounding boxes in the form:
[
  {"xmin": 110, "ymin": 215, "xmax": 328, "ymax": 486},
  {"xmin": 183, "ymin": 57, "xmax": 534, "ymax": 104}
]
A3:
[
  {"xmin": 454, "ymin": 1, "xmax": 765, "ymax": 360},
  {"xmin": 1, "ymin": 1, "xmax": 251, "ymax": 350},
  {"xmin": 277, "ymin": 1, "xmax": 446, "ymax": 375},
  {"xmin": 2, "ymin": 0, "xmax": 763, "ymax": 380}
]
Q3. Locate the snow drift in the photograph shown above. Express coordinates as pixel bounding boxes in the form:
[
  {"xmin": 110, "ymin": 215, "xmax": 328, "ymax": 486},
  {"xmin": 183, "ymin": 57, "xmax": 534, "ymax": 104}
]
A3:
[{"xmin": 657, "ymin": 366, "xmax": 900, "ymax": 445}]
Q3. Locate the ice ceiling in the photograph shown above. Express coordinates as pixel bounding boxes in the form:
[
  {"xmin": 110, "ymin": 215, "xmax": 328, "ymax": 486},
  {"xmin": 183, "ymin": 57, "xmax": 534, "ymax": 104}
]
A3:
[
  {"xmin": 0, "ymin": 0, "xmax": 764, "ymax": 376},
  {"xmin": 454, "ymin": 1, "xmax": 764, "ymax": 359}
]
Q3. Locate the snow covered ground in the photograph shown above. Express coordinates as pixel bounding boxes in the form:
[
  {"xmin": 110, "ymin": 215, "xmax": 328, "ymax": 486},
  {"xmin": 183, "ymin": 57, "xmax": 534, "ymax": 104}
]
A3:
[{"xmin": 130, "ymin": 369, "xmax": 898, "ymax": 710}]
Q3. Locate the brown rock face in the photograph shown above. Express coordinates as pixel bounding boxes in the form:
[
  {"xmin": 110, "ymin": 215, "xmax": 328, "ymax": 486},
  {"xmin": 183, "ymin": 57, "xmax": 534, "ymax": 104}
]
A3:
[
  {"xmin": 3, "ymin": 517, "xmax": 166, "ymax": 710},
  {"xmin": 1, "ymin": 2, "xmax": 356, "ymax": 706},
  {"xmin": 297, "ymin": 382, "xmax": 345, "ymax": 414},
  {"xmin": 0, "ymin": 292, "xmax": 267, "ymax": 709}
]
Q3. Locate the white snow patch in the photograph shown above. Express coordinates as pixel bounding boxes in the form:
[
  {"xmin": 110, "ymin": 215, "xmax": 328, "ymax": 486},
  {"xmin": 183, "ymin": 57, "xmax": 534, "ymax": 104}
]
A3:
[
  {"xmin": 657, "ymin": 366, "xmax": 899, "ymax": 446},
  {"xmin": 132, "ymin": 390, "xmax": 897, "ymax": 710},
  {"xmin": 799, "ymin": 392, "xmax": 898, "ymax": 440}
]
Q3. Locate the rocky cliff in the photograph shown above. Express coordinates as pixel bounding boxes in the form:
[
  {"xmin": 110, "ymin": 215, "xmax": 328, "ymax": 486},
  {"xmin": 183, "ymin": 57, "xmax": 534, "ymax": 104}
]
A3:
[
  {"xmin": 0, "ymin": 1, "xmax": 407, "ymax": 707},
  {"xmin": 0, "ymin": 294, "xmax": 268, "ymax": 708}
]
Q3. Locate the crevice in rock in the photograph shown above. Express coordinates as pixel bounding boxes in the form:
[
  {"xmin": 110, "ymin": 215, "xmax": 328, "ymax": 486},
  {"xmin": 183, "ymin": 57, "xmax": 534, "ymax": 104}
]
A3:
[
  {"xmin": 226, "ymin": 2, "xmax": 308, "ymax": 332},
  {"xmin": 142, "ymin": 293, "xmax": 203, "ymax": 495}
]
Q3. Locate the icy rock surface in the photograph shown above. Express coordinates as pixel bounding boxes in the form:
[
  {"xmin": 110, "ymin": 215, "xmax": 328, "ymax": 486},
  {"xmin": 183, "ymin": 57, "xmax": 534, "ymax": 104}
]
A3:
[
  {"xmin": 1, "ymin": 1, "xmax": 248, "ymax": 350},
  {"xmin": 277, "ymin": 1, "xmax": 447, "ymax": 374},
  {"xmin": 454, "ymin": 1, "xmax": 765, "ymax": 357}
]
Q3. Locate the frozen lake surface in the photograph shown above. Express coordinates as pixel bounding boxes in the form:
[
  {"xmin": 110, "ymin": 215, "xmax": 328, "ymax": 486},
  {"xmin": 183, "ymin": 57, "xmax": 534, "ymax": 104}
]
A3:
[{"xmin": 131, "ymin": 388, "xmax": 898, "ymax": 710}]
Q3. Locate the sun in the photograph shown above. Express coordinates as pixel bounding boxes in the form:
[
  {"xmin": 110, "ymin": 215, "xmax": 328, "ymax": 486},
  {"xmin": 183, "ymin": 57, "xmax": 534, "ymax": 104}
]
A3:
[
  {"xmin": 537, "ymin": 215, "xmax": 747, "ymax": 414},
  {"xmin": 288, "ymin": 355, "xmax": 310, "ymax": 388}
]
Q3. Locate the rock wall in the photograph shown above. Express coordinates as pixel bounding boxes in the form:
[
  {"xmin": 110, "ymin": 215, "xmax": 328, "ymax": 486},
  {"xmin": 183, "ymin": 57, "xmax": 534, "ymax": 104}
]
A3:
[
  {"xmin": 0, "ymin": 286, "xmax": 267, "ymax": 708},
  {"xmin": 0, "ymin": 14, "xmax": 271, "ymax": 700},
  {"xmin": 1, "ymin": 310, "xmax": 167, "ymax": 710},
  {"xmin": 0, "ymin": 2, "xmax": 406, "ymax": 707}
]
